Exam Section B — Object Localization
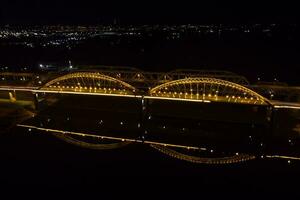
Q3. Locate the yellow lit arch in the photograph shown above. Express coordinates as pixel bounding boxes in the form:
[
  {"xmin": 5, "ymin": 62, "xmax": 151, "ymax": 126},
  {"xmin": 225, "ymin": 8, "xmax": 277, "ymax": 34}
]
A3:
[
  {"xmin": 41, "ymin": 72, "xmax": 136, "ymax": 95},
  {"xmin": 149, "ymin": 77, "xmax": 271, "ymax": 105}
]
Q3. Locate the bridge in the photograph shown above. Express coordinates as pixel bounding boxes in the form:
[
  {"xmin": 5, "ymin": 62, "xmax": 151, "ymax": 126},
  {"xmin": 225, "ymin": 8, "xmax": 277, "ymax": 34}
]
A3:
[
  {"xmin": 1, "ymin": 68, "xmax": 300, "ymax": 164},
  {"xmin": 0, "ymin": 71, "xmax": 271, "ymax": 105},
  {"xmin": 75, "ymin": 66, "xmax": 250, "ymax": 88},
  {"xmin": 1, "ymin": 67, "xmax": 249, "ymax": 88},
  {"xmin": 1, "ymin": 68, "xmax": 299, "ymax": 106},
  {"xmin": 1, "ymin": 67, "xmax": 299, "ymax": 101}
]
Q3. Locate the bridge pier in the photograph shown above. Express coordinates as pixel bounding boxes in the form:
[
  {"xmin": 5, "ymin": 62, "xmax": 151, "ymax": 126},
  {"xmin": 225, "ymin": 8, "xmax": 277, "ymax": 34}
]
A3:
[
  {"xmin": 8, "ymin": 90, "xmax": 17, "ymax": 102},
  {"xmin": 140, "ymin": 95, "xmax": 148, "ymax": 142},
  {"xmin": 33, "ymin": 93, "xmax": 39, "ymax": 110}
]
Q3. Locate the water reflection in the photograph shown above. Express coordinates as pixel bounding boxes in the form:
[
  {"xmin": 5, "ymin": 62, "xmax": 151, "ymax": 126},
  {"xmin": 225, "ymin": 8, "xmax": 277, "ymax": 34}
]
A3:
[{"xmin": 1, "ymin": 92, "xmax": 300, "ymax": 164}]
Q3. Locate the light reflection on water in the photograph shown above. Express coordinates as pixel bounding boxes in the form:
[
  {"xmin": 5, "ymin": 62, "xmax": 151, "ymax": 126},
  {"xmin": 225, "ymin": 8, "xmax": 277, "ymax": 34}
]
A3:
[{"xmin": 2, "ymin": 96, "xmax": 300, "ymax": 163}]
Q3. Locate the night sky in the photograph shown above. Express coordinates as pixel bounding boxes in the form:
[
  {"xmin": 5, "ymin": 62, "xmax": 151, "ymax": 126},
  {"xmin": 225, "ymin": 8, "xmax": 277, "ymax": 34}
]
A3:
[{"xmin": 1, "ymin": 0, "xmax": 299, "ymax": 24}]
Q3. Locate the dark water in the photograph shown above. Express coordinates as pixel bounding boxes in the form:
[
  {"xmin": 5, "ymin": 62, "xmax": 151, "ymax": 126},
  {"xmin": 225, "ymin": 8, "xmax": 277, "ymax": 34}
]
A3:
[
  {"xmin": 1, "ymin": 129, "xmax": 300, "ymax": 197},
  {"xmin": 0, "ymin": 97, "xmax": 300, "ymax": 197}
]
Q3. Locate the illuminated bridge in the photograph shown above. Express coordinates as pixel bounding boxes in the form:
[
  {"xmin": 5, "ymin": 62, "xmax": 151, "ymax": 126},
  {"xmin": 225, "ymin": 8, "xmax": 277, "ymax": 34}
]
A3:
[
  {"xmin": 0, "ymin": 67, "xmax": 250, "ymax": 89},
  {"xmin": 76, "ymin": 66, "xmax": 250, "ymax": 88},
  {"xmin": 1, "ymin": 68, "xmax": 300, "ymax": 164}
]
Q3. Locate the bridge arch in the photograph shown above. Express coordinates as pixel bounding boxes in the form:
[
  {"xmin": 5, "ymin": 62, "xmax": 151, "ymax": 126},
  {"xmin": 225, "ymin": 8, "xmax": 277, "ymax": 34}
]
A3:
[
  {"xmin": 167, "ymin": 69, "xmax": 250, "ymax": 85},
  {"xmin": 149, "ymin": 77, "xmax": 271, "ymax": 105},
  {"xmin": 41, "ymin": 72, "xmax": 136, "ymax": 95}
]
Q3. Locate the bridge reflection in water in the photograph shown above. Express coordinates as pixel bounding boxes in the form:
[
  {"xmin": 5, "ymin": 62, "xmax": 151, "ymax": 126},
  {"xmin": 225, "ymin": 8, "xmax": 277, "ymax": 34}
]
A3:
[{"xmin": 1, "ymin": 70, "xmax": 300, "ymax": 164}]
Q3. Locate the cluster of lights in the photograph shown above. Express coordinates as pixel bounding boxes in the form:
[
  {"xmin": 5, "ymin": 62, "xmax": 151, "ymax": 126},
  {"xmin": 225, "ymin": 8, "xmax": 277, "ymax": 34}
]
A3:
[
  {"xmin": 0, "ymin": 73, "xmax": 36, "ymax": 83},
  {"xmin": 48, "ymin": 84, "xmax": 131, "ymax": 95},
  {"xmin": 150, "ymin": 79, "xmax": 267, "ymax": 105},
  {"xmin": 43, "ymin": 72, "xmax": 136, "ymax": 95}
]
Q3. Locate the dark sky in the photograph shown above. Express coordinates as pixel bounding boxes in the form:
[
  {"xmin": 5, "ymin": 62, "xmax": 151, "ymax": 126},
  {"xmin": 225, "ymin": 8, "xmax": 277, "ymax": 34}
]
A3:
[{"xmin": 1, "ymin": 0, "xmax": 299, "ymax": 24}]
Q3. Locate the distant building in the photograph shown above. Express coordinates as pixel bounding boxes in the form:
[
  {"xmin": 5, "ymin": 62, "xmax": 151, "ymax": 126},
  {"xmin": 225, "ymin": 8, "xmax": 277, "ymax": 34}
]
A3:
[{"xmin": 38, "ymin": 63, "xmax": 58, "ymax": 72}]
